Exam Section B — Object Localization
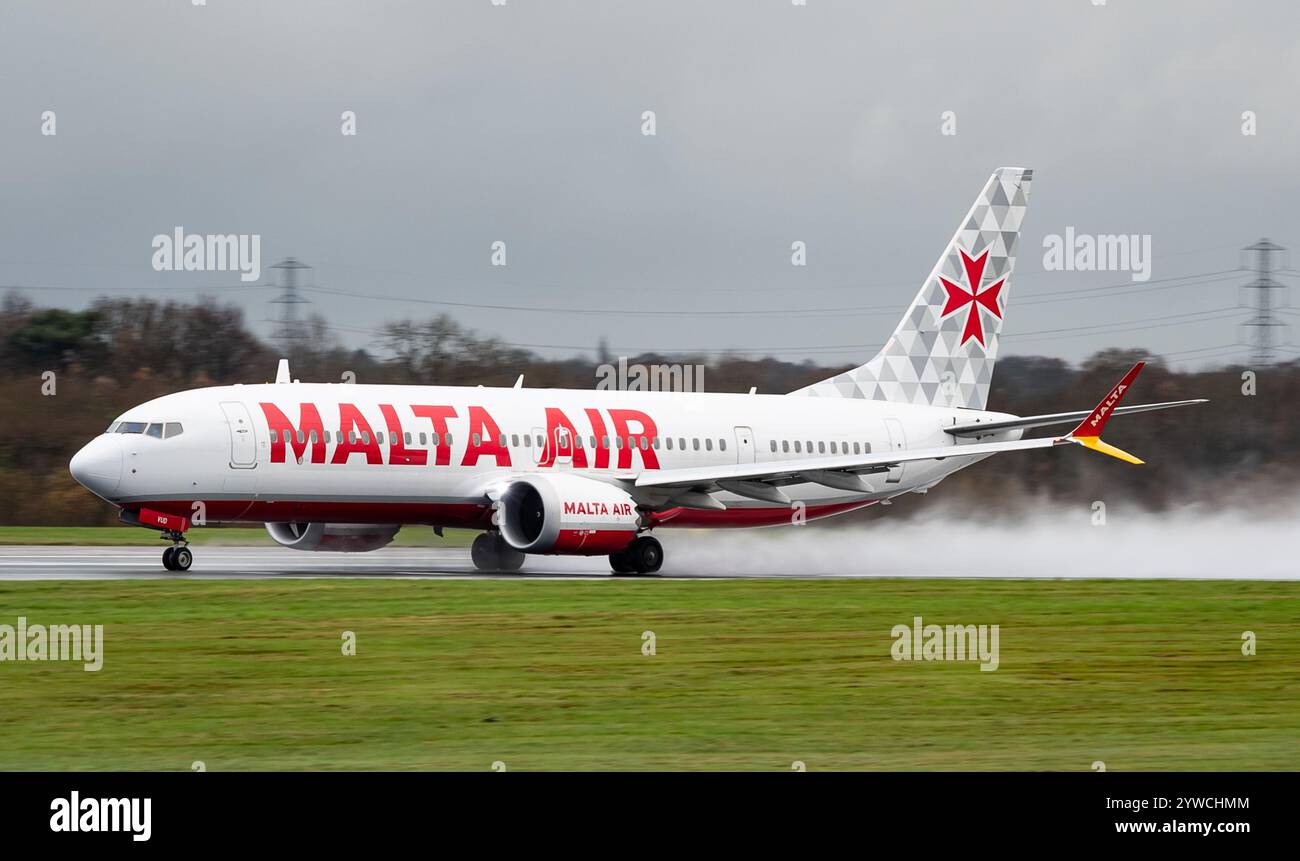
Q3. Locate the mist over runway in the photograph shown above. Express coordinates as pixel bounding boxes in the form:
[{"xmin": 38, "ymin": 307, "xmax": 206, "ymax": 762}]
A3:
[{"xmin": 1, "ymin": 504, "xmax": 1295, "ymax": 580}]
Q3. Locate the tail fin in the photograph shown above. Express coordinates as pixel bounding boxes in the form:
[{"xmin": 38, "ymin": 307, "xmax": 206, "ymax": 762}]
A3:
[{"xmin": 793, "ymin": 167, "xmax": 1033, "ymax": 410}]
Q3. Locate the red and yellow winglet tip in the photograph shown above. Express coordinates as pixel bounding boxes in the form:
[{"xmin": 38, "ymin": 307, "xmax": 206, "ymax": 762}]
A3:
[
  {"xmin": 1071, "ymin": 435, "xmax": 1145, "ymax": 465},
  {"xmin": 1065, "ymin": 361, "xmax": 1147, "ymax": 465}
]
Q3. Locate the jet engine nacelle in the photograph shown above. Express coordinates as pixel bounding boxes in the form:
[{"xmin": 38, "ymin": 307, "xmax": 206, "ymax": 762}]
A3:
[
  {"xmin": 498, "ymin": 474, "xmax": 641, "ymax": 555},
  {"xmin": 265, "ymin": 522, "xmax": 401, "ymax": 552}
]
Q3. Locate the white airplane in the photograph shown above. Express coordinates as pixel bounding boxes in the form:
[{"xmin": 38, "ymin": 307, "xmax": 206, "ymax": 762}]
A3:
[{"xmin": 69, "ymin": 168, "xmax": 1204, "ymax": 573}]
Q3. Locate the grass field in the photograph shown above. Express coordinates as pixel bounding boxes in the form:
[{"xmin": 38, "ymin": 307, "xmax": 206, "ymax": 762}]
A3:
[{"xmin": 0, "ymin": 577, "xmax": 1295, "ymax": 770}]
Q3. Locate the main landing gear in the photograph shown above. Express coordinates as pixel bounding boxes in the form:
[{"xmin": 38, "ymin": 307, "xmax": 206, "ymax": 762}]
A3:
[
  {"xmin": 471, "ymin": 532, "xmax": 525, "ymax": 572},
  {"xmin": 161, "ymin": 529, "xmax": 192, "ymax": 572},
  {"xmin": 610, "ymin": 536, "xmax": 663, "ymax": 576}
]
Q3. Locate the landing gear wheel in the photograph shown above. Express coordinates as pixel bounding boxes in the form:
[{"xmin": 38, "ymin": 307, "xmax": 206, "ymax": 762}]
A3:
[
  {"xmin": 627, "ymin": 536, "xmax": 663, "ymax": 574},
  {"xmin": 471, "ymin": 532, "xmax": 525, "ymax": 572},
  {"xmin": 610, "ymin": 536, "xmax": 663, "ymax": 575},
  {"xmin": 171, "ymin": 546, "xmax": 193, "ymax": 572},
  {"xmin": 162, "ymin": 547, "xmax": 176, "ymax": 570},
  {"xmin": 609, "ymin": 549, "xmax": 636, "ymax": 575}
]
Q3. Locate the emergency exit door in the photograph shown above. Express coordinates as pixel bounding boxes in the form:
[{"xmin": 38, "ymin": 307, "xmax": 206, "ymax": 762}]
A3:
[
  {"xmin": 733, "ymin": 426, "xmax": 756, "ymax": 463},
  {"xmin": 883, "ymin": 418, "xmax": 906, "ymax": 483}
]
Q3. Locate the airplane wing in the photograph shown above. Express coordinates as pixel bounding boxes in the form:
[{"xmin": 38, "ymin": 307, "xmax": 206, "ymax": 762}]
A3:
[
  {"xmin": 945, "ymin": 399, "xmax": 1206, "ymax": 438},
  {"xmin": 635, "ymin": 436, "xmax": 1067, "ymax": 492},
  {"xmin": 635, "ymin": 362, "xmax": 1197, "ymax": 505}
]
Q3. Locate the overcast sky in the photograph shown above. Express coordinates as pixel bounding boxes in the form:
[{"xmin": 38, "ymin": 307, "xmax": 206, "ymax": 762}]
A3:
[{"xmin": 2, "ymin": 0, "xmax": 1298, "ymax": 370}]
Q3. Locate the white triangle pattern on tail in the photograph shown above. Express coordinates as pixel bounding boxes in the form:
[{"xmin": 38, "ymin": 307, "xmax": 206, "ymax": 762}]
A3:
[{"xmin": 792, "ymin": 167, "xmax": 1032, "ymax": 411}]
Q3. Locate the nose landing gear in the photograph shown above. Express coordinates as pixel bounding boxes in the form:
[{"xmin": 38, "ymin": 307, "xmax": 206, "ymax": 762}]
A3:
[{"xmin": 160, "ymin": 530, "xmax": 192, "ymax": 572}]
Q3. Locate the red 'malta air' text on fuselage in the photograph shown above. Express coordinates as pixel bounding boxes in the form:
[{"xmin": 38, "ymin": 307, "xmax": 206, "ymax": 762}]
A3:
[{"xmin": 258, "ymin": 402, "xmax": 661, "ymax": 470}]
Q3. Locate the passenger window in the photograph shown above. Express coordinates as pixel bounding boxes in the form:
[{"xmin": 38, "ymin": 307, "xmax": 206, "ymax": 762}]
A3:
[
  {"xmin": 499, "ymin": 434, "xmax": 507, "ymax": 447},
  {"xmin": 511, "ymin": 434, "xmax": 519, "ymax": 447},
  {"xmin": 403, "ymin": 432, "xmax": 411, "ymax": 445},
  {"xmin": 770, "ymin": 440, "xmax": 777, "ymax": 453},
  {"xmin": 666, "ymin": 438, "xmax": 674, "ymax": 450},
  {"xmin": 377, "ymin": 432, "xmax": 385, "ymax": 444},
  {"xmin": 575, "ymin": 435, "xmax": 584, "ymax": 449},
  {"xmin": 678, "ymin": 437, "xmax": 686, "ymax": 450},
  {"xmin": 361, "ymin": 432, "xmax": 371, "ymax": 445},
  {"xmin": 782, "ymin": 441, "xmax": 790, "ymax": 453},
  {"xmin": 615, "ymin": 437, "xmax": 624, "ymax": 450},
  {"xmin": 146, "ymin": 423, "xmax": 163, "ymax": 439},
  {"xmin": 705, "ymin": 439, "xmax": 713, "ymax": 451},
  {"xmin": 164, "ymin": 422, "xmax": 183, "ymax": 439},
  {"xmin": 298, "ymin": 430, "xmax": 306, "ymax": 445},
  {"xmin": 640, "ymin": 437, "xmax": 648, "ymax": 450},
  {"xmin": 536, "ymin": 435, "xmax": 544, "ymax": 448},
  {"xmin": 830, "ymin": 442, "xmax": 837, "ymax": 454},
  {"xmin": 473, "ymin": 433, "xmax": 481, "ymax": 446},
  {"xmin": 719, "ymin": 439, "xmax": 726, "ymax": 451},
  {"xmin": 652, "ymin": 437, "xmax": 660, "ymax": 449},
  {"xmin": 323, "ymin": 431, "xmax": 331, "ymax": 443},
  {"xmin": 445, "ymin": 434, "xmax": 453, "ymax": 446},
  {"xmin": 818, "ymin": 441, "xmax": 825, "ymax": 454},
  {"xmin": 601, "ymin": 435, "xmax": 609, "ymax": 449},
  {"xmin": 311, "ymin": 430, "xmax": 320, "ymax": 444},
  {"xmin": 806, "ymin": 440, "xmax": 813, "ymax": 453},
  {"xmin": 348, "ymin": 431, "xmax": 357, "ymax": 444},
  {"xmin": 795, "ymin": 441, "xmax": 802, "ymax": 453},
  {"xmin": 864, "ymin": 442, "xmax": 871, "ymax": 453},
  {"xmin": 693, "ymin": 439, "xmax": 700, "ymax": 451},
  {"xmin": 853, "ymin": 442, "xmax": 860, "ymax": 455}
]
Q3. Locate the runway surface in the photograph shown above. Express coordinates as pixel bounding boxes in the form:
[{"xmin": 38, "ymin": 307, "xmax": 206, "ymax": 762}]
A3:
[{"xmin": 1, "ymin": 543, "xmax": 1296, "ymax": 580}]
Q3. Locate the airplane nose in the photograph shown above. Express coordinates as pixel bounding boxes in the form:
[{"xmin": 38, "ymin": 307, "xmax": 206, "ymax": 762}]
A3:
[{"xmin": 69, "ymin": 435, "xmax": 123, "ymax": 498}]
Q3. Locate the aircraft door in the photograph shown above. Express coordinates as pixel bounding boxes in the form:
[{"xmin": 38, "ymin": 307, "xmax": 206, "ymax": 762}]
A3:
[
  {"xmin": 220, "ymin": 401, "xmax": 258, "ymax": 468},
  {"xmin": 884, "ymin": 418, "xmax": 905, "ymax": 483},
  {"xmin": 733, "ymin": 426, "xmax": 756, "ymax": 463},
  {"xmin": 552, "ymin": 425, "xmax": 573, "ymax": 466}
]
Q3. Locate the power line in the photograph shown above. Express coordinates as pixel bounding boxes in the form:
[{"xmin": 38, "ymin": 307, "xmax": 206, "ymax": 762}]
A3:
[
  {"xmin": 297, "ymin": 268, "xmax": 1240, "ymax": 320},
  {"xmin": 319, "ymin": 305, "xmax": 1247, "ymax": 358}
]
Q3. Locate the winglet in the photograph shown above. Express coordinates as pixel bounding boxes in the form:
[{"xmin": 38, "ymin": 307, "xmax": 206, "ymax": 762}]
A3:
[{"xmin": 1066, "ymin": 362, "xmax": 1146, "ymax": 464}]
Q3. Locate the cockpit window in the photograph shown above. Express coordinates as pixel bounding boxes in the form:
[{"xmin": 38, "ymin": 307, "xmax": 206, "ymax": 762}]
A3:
[{"xmin": 112, "ymin": 420, "xmax": 182, "ymax": 438}]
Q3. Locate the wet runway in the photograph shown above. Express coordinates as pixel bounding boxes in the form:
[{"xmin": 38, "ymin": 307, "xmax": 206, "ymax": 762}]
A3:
[
  {"xmin": 1, "ymin": 541, "xmax": 1296, "ymax": 581},
  {"xmin": 0, "ymin": 546, "xmax": 617, "ymax": 581}
]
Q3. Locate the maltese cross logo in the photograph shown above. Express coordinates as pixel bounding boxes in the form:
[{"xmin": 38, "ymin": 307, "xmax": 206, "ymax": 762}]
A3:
[{"xmin": 938, "ymin": 248, "xmax": 1005, "ymax": 347}]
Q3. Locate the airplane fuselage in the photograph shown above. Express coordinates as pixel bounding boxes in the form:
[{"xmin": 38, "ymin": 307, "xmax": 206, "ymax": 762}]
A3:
[{"xmin": 70, "ymin": 382, "xmax": 1020, "ymax": 530}]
